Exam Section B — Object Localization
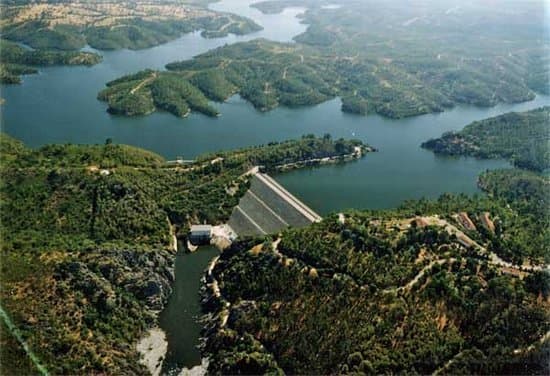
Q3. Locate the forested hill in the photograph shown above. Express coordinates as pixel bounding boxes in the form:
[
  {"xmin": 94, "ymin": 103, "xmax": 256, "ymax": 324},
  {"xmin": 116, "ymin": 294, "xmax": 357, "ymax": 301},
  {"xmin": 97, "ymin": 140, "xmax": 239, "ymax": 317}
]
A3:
[
  {"xmin": 0, "ymin": 133, "xmax": 367, "ymax": 374},
  {"xmin": 100, "ymin": 0, "xmax": 548, "ymax": 120},
  {"xmin": 422, "ymin": 107, "xmax": 550, "ymax": 172},
  {"xmin": 0, "ymin": 1, "xmax": 261, "ymax": 51},
  {"xmin": 98, "ymin": 39, "xmax": 449, "ymax": 118},
  {"xmin": 202, "ymin": 168, "xmax": 550, "ymax": 375},
  {"xmin": 0, "ymin": 39, "xmax": 101, "ymax": 84}
]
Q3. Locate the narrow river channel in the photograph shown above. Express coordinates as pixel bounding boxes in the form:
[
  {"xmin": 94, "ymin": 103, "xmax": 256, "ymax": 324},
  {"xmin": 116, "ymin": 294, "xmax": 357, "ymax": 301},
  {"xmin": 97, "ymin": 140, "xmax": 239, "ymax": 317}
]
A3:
[{"xmin": 158, "ymin": 246, "xmax": 219, "ymax": 374}]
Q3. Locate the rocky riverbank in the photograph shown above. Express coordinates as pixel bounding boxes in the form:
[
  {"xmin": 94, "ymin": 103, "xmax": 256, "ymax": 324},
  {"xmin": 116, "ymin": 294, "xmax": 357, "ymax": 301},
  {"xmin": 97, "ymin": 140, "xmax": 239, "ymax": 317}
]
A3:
[
  {"xmin": 137, "ymin": 328, "xmax": 168, "ymax": 376},
  {"xmin": 55, "ymin": 248, "xmax": 176, "ymax": 373}
]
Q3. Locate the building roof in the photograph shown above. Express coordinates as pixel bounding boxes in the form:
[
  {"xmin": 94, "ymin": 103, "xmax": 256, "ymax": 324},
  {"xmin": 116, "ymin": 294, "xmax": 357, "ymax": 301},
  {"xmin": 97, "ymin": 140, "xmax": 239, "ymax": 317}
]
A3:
[{"xmin": 190, "ymin": 225, "xmax": 212, "ymax": 233}]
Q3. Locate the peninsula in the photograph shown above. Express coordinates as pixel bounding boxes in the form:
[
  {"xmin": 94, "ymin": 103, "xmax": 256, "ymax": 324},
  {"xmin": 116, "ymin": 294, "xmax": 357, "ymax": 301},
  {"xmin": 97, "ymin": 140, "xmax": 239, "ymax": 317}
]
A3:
[
  {"xmin": 422, "ymin": 107, "xmax": 550, "ymax": 172},
  {"xmin": 99, "ymin": 0, "xmax": 548, "ymax": 119},
  {"xmin": 0, "ymin": 39, "xmax": 102, "ymax": 84}
]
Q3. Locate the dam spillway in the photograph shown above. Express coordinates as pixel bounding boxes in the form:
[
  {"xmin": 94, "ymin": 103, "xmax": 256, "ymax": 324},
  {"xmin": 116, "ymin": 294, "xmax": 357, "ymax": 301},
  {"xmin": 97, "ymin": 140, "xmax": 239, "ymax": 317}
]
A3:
[{"xmin": 228, "ymin": 173, "xmax": 321, "ymax": 237}]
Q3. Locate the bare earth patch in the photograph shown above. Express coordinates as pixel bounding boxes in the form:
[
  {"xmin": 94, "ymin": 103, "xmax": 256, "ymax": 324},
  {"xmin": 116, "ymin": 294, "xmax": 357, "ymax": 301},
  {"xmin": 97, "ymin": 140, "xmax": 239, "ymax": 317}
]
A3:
[{"xmin": 136, "ymin": 327, "xmax": 168, "ymax": 376}]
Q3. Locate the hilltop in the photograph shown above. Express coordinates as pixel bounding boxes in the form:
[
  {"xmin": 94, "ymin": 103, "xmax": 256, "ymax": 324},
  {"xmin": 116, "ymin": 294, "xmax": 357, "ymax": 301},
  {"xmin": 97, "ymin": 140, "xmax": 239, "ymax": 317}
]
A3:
[{"xmin": 100, "ymin": 0, "xmax": 548, "ymax": 120}]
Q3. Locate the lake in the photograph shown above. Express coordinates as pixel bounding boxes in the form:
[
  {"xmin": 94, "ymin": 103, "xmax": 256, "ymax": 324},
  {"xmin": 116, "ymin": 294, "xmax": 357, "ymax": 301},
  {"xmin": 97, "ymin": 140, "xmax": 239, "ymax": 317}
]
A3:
[
  {"xmin": 1, "ymin": 0, "xmax": 548, "ymax": 213},
  {"xmin": 1, "ymin": 0, "xmax": 548, "ymax": 372}
]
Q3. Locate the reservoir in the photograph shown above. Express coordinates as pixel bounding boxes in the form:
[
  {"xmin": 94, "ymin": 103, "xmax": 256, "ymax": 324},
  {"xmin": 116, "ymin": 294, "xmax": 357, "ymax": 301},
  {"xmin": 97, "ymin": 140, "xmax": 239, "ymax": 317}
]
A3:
[
  {"xmin": 1, "ymin": 0, "xmax": 548, "ymax": 212},
  {"xmin": 1, "ymin": 0, "xmax": 549, "ymax": 372}
]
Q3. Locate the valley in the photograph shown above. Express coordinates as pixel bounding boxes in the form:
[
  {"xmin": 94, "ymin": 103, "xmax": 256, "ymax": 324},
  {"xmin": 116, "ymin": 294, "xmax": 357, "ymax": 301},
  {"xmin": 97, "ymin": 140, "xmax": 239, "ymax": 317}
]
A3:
[{"xmin": 0, "ymin": 0, "xmax": 549, "ymax": 375}]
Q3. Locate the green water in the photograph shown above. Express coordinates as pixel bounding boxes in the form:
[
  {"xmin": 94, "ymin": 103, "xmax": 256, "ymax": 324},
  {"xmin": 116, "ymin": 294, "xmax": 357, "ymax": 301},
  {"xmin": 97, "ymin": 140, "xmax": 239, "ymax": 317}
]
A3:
[
  {"xmin": 1, "ymin": 0, "xmax": 549, "ymax": 371},
  {"xmin": 158, "ymin": 246, "xmax": 219, "ymax": 374}
]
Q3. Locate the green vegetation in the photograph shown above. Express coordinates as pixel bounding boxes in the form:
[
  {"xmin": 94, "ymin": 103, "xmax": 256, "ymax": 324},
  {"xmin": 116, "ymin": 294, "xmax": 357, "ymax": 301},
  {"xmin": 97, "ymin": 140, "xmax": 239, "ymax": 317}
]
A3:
[
  {"xmin": 477, "ymin": 169, "xmax": 549, "ymax": 264},
  {"xmin": 203, "ymin": 187, "xmax": 550, "ymax": 374},
  {"xmin": 254, "ymin": 0, "xmax": 548, "ymax": 93},
  {"xmin": 83, "ymin": 15, "xmax": 260, "ymax": 51},
  {"xmin": 3, "ymin": 21, "xmax": 86, "ymax": 51},
  {"xmin": 98, "ymin": 70, "xmax": 220, "ymax": 117},
  {"xmin": 479, "ymin": 169, "xmax": 549, "ymax": 218},
  {"xmin": 341, "ymin": 95, "xmax": 368, "ymax": 115},
  {"xmin": 0, "ymin": 39, "xmax": 101, "ymax": 83},
  {"xmin": 103, "ymin": 0, "xmax": 548, "ymax": 120},
  {"xmin": 99, "ymin": 39, "xmax": 451, "ymax": 118},
  {"xmin": 0, "ymin": 133, "xmax": 368, "ymax": 373},
  {"xmin": 0, "ymin": 320, "xmax": 41, "ymax": 375},
  {"xmin": 422, "ymin": 107, "xmax": 550, "ymax": 171},
  {"xmin": 0, "ymin": 1, "xmax": 261, "ymax": 51},
  {"xmin": 0, "ymin": 63, "xmax": 37, "ymax": 84}
]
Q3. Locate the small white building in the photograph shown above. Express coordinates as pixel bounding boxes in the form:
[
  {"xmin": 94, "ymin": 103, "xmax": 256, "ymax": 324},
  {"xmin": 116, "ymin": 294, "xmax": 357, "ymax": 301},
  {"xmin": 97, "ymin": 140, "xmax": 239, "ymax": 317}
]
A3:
[{"xmin": 189, "ymin": 225, "xmax": 213, "ymax": 244}]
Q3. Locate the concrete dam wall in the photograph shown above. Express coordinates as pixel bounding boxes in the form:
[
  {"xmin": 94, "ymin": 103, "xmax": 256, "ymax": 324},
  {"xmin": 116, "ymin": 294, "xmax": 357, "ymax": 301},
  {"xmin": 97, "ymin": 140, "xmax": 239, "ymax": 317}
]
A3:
[{"xmin": 228, "ymin": 173, "xmax": 321, "ymax": 237}]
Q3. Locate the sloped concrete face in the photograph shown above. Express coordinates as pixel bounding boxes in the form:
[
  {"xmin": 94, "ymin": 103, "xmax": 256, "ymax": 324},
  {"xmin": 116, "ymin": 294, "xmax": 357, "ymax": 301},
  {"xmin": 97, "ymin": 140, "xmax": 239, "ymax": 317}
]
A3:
[{"xmin": 228, "ymin": 173, "xmax": 320, "ymax": 237}]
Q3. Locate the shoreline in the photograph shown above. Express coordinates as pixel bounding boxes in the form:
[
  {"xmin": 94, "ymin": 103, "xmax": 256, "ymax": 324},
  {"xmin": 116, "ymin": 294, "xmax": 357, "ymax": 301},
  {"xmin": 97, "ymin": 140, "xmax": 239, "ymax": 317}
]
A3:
[{"xmin": 272, "ymin": 145, "xmax": 375, "ymax": 173}]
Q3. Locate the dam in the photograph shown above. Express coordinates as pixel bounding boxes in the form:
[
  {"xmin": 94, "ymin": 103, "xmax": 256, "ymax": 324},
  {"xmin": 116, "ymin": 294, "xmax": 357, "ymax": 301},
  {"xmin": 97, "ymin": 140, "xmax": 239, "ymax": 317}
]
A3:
[{"xmin": 228, "ymin": 172, "xmax": 322, "ymax": 237}]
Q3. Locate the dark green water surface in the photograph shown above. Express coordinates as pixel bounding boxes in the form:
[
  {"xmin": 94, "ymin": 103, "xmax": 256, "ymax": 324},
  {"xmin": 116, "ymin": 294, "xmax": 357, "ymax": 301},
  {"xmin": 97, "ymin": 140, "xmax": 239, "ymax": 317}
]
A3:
[{"xmin": 158, "ymin": 246, "xmax": 219, "ymax": 374}]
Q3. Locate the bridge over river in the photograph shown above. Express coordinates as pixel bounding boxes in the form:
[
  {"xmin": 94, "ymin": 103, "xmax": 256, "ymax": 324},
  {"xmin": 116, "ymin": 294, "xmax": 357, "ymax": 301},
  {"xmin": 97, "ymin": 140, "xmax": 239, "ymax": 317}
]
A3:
[{"xmin": 228, "ymin": 172, "xmax": 321, "ymax": 237}]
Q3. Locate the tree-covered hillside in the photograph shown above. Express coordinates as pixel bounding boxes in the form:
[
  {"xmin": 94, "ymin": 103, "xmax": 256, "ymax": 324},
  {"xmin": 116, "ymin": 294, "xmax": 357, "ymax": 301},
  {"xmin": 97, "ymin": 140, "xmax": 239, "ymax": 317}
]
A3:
[
  {"xmin": 0, "ymin": 1, "xmax": 261, "ymax": 51},
  {"xmin": 0, "ymin": 133, "xmax": 367, "ymax": 374},
  {"xmin": 0, "ymin": 39, "xmax": 101, "ymax": 84},
  {"xmin": 98, "ymin": 39, "xmax": 452, "ymax": 118},
  {"xmin": 101, "ymin": 0, "xmax": 548, "ymax": 120},
  {"xmin": 254, "ymin": 0, "xmax": 548, "ymax": 96},
  {"xmin": 202, "ymin": 173, "xmax": 550, "ymax": 374},
  {"xmin": 422, "ymin": 107, "xmax": 550, "ymax": 171}
]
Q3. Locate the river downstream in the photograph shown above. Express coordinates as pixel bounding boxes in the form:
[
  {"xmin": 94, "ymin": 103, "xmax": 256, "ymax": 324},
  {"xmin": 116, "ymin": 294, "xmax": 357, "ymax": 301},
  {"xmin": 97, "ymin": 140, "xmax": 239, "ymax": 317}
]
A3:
[
  {"xmin": 158, "ymin": 246, "xmax": 219, "ymax": 375},
  {"xmin": 1, "ymin": 0, "xmax": 549, "ymax": 373}
]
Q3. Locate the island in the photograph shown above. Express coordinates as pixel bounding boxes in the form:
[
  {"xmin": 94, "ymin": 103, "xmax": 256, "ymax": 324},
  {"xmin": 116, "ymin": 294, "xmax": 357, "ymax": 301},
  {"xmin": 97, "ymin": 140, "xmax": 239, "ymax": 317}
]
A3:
[
  {"xmin": 422, "ymin": 107, "xmax": 550, "ymax": 172},
  {"xmin": 99, "ymin": 0, "xmax": 548, "ymax": 119}
]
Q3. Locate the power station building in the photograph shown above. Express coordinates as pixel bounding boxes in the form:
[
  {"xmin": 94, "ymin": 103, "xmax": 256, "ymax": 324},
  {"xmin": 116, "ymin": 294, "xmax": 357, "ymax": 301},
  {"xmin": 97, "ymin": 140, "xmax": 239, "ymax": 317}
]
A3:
[{"xmin": 189, "ymin": 225, "xmax": 213, "ymax": 245}]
